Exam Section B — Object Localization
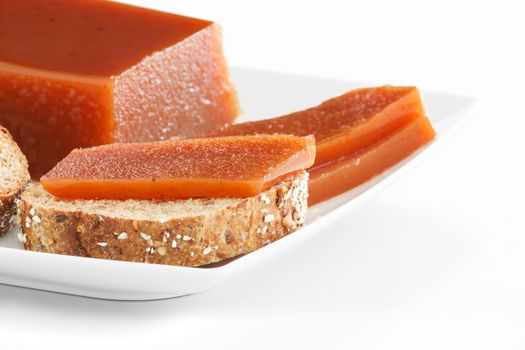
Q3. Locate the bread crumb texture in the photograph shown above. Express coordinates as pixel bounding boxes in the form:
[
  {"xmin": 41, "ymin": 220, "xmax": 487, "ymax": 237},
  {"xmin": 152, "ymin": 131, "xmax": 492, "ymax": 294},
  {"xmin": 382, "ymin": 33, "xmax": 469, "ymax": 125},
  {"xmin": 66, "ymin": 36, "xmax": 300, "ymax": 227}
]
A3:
[
  {"xmin": 0, "ymin": 126, "xmax": 29, "ymax": 236},
  {"xmin": 20, "ymin": 171, "xmax": 308, "ymax": 267}
]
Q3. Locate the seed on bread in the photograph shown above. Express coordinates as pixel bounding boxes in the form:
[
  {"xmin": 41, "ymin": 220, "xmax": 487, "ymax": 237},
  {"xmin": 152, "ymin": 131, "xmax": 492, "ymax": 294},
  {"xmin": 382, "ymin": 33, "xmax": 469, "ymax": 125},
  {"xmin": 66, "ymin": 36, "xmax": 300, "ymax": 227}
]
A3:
[
  {"xmin": 17, "ymin": 232, "xmax": 27, "ymax": 243},
  {"xmin": 140, "ymin": 232, "xmax": 151, "ymax": 240},
  {"xmin": 260, "ymin": 193, "xmax": 270, "ymax": 205},
  {"xmin": 117, "ymin": 232, "xmax": 128, "ymax": 240},
  {"xmin": 32, "ymin": 215, "xmax": 41, "ymax": 224},
  {"xmin": 263, "ymin": 214, "xmax": 274, "ymax": 223},
  {"xmin": 157, "ymin": 247, "xmax": 167, "ymax": 256}
]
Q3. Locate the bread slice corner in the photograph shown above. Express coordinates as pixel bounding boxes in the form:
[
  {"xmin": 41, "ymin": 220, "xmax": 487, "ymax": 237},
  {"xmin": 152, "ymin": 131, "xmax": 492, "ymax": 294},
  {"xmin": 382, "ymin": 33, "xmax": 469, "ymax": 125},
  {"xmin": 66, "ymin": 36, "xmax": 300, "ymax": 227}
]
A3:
[
  {"xmin": 19, "ymin": 171, "xmax": 308, "ymax": 267},
  {"xmin": 0, "ymin": 126, "xmax": 29, "ymax": 236}
]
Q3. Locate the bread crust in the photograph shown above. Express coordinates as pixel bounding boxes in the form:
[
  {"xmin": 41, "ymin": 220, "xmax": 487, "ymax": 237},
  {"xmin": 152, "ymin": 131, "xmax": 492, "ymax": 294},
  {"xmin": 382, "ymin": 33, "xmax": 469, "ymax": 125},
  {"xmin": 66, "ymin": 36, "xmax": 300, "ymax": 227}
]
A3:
[
  {"xmin": 0, "ymin": 191, "xmax": 20, "ymax": 236},
  {"xmin": 0, "ymin": 126, "xmax": 29, "ymax": 237},
  {"xmin": 19, "ymin": 172, "xmax": 308, "ymax": 267}
]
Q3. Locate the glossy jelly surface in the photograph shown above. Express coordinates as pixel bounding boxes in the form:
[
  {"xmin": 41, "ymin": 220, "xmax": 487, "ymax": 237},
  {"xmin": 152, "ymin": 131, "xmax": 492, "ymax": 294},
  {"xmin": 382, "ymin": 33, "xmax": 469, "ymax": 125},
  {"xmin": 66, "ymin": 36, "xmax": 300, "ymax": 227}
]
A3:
[
  {"xmin": 206, "ymin": 86, "xmax": 424, "ymax": 166},
  {"xmin": 0, "ymin": 0, "xmax": 210, "ymax": 76},
  {"xmin": 0, "ymin": 0, "xmax": 238, "ymax": 177},
  {"xmin": 308, "ymin": 116, "xmax": 436, "ymax": 205},
  {"xmin": 41, "ymin": 135, "xmax": 315, "ymax": 200}
]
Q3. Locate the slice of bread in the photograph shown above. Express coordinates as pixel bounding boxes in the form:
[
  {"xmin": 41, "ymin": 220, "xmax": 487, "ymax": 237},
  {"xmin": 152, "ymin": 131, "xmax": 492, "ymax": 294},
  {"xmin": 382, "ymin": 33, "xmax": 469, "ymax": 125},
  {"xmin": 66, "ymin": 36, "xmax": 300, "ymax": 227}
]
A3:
[
  {"xmin": 0, "ymin": 126, "xmax": 29, "ymax": 236},
  {"xmin": 19, "ymin": 171, "xmax": 308, "ymax": 267}
]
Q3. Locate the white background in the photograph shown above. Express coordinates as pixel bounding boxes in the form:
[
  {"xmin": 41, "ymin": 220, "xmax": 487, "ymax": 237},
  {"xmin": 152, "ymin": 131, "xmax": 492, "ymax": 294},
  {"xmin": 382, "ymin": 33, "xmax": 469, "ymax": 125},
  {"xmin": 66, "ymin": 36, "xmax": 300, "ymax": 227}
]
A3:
[{"xmin": 1, "ymin": 1, "xmax": 525, "ymax": 348}]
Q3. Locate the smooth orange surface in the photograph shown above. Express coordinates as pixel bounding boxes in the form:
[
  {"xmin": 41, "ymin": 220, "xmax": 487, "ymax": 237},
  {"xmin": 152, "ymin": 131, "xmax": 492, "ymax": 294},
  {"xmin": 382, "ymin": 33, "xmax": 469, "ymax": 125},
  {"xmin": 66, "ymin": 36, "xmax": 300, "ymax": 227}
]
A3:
[
  {"xmin": 308, "ymin": 116, "xmax": 436, "ymax": 205},
  {"xmin": 41, "ymin": 135, "xmax": 316, "ymax": 200},
  {"xmin": 0, "ymin": 0, "xmax": 238, "ymax": 177},
  {"xmin": 205, "ymin": 86, "xmax": 424, "ymax": 167}
]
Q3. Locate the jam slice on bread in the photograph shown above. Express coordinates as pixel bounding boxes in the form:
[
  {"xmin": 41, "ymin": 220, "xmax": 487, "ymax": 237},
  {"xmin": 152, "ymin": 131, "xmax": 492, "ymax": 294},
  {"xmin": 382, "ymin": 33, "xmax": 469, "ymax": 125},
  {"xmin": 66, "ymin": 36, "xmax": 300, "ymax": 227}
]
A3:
[{"xmin": 41, "ymin": 135, "xmax": 315, "ymax": 200}]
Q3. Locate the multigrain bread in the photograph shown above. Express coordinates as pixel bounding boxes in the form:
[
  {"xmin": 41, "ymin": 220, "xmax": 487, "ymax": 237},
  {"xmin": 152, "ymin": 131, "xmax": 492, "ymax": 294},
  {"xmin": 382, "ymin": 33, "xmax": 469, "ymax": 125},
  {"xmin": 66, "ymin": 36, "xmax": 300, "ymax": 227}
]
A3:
[
  {"xmin": 0, "ymin": 126, "xmax": 29, "ymax": 236},
  {"xmin": 19, "ymin": 171, "xmax": 308, "ymax": 267}
]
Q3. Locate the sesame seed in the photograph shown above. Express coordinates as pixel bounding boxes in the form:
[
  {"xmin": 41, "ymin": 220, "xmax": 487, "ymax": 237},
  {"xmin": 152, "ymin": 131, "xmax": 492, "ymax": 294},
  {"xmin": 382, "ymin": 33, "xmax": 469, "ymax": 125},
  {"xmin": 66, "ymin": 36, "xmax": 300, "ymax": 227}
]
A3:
[
  {"xmin": 171, "ymin": 240, "xmax": 177, "ymax": 248},
  {"xmin": 176, "ymin": 234, "xmax": 182, "ymax": 239},
  {"xmin": 97, "ymin": 242, "xmax": 108, "ymax": 247},
  {"xmin": 202, "ymin": 247, "xmax": 212, "ymax": 255},
  {"xmin": 190, "ymin": 252, "xmax": 195, "ymax": 257},
  {"xmin": 117, "ymin": 232, "xmax": 128, "ymax": 240},
  {"xmin": 182, "ymin": 235, "xmax": 192, "ymax": 241},
  {"xmin": 17, "ymin": 233, "xmax": 27, "ymax": 243},
  {"xmin": 157, "ymin": 247, "xmax": 167, "ymax": 256},
  {"xmin": 29, "ymin": 208, "xmax": 36, "ymax": 216},
  {"xmin": 260, "ymin": 193, "xmax": 270, "ymax": 205},
  {"xmin": 263, "ymin": 214, "xmax": 274, "ymax": 223},
  {"xmin": 140, "ymin": 232, "xmax": 151, "ymax": 240},
  {"xmin": 32, "ymin": 215, "xmax": 41, "ymax": 224}
]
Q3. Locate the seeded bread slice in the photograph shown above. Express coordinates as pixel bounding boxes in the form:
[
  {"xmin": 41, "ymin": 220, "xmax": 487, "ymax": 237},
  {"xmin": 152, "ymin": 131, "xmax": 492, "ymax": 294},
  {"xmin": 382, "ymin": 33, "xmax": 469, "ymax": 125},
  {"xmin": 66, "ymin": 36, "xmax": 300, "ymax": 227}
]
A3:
[
  {"xmin": 0, "ymin": 126, "xmax": 30, "ymax": 236},
  {"xmin": 19, "ymin": 171, "xmax": 308, "ymax": 267}
]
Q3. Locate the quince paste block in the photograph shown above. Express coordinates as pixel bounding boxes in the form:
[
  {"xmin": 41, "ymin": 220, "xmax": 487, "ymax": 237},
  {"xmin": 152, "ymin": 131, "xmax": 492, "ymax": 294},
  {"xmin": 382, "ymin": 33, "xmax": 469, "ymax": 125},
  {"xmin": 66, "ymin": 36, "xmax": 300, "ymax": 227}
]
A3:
[
  {"xmin": 41, "ymin": 135, "xmax": 316, "ymax": 200},
  {"xmin": 0, "ymin": 0, "xmax": 239, "ymax": 177}
]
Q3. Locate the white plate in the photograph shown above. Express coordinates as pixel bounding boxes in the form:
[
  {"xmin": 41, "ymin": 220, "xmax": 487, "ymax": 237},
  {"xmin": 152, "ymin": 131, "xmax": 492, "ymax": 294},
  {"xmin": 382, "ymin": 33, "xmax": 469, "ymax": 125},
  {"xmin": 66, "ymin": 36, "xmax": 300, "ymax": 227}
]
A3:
[{"xmin": 0, "ymin": 67, "xmax": 480, "ymax": 300}]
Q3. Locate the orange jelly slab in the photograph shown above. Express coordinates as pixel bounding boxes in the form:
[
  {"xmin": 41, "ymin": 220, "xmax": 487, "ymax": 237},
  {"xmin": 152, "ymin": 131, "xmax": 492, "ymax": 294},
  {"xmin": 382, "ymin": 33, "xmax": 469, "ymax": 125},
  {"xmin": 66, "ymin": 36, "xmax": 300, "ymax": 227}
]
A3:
[
  {"xmin": 41, "ymin": 135, "xmax": 316, "ymax": 200},
  {"xmin": 205, "ymin": 86, "xmax": 424, "ymax": 167},
  {"xmin": 308, "ymin": 116, "xmax": 436, "ymax": 205},
  {"xmin": 0, "ymin": 0, "xmax": 238, "ymax": 177}
]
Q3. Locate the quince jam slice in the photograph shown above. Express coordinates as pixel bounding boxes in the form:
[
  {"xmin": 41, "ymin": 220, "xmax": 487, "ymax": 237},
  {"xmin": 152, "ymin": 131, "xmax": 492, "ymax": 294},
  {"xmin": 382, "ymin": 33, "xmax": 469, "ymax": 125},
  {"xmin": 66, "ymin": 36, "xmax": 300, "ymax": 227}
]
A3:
[
  {"xmin": 308, "ymin": 116, "xmax": 436, "ymax": 205},
  {"xmin": 41, "ymin": 135, "xmax": 315, "ymax": 200},
  {"xmin": 205, "ymin": 86, "xmax": 424, "ymax": 167}
]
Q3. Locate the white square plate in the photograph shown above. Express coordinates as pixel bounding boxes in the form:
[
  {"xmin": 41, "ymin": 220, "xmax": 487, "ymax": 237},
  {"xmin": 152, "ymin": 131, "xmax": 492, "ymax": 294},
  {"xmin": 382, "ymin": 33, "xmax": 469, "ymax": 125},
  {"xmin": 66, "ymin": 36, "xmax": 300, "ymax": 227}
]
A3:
[{"xmin": 0, "ymin": 67, "xmax": 479, "ymax": 300}]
